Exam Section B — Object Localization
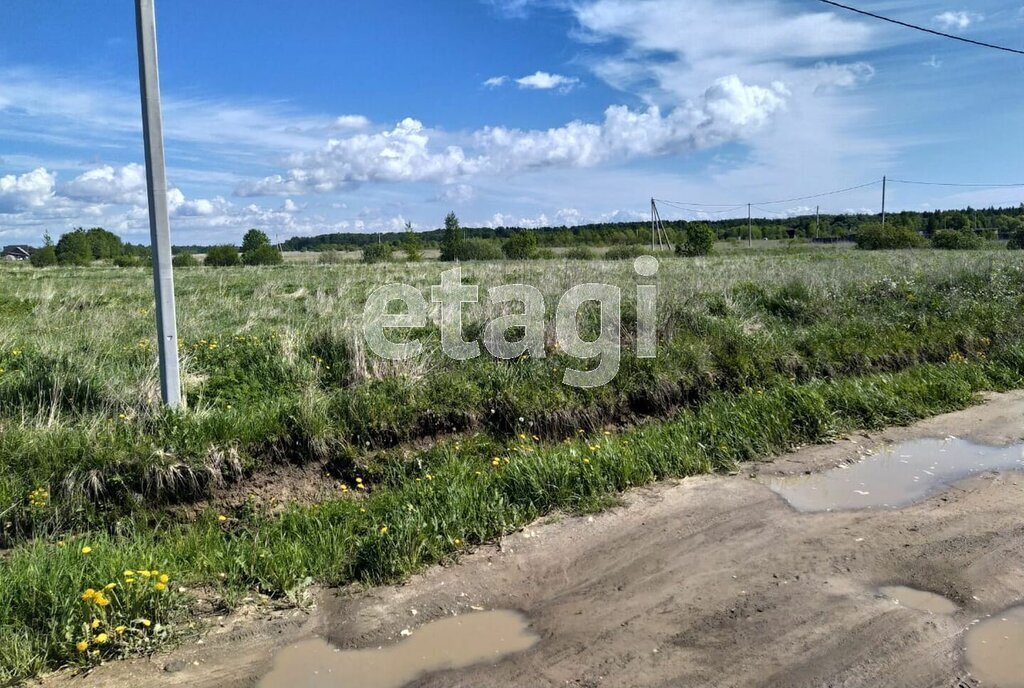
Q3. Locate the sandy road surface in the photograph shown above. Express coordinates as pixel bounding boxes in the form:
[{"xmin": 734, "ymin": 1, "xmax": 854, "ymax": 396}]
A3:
[{"xmin": 43, "ymin": 392, "xmax": 1024, "ymax": 688}]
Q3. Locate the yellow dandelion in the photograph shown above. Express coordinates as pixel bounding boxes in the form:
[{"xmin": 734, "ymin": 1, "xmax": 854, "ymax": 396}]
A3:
[
  {"xmin": 154, "ymin": 582, "xmax": 167, "ymax": 592},
  {"xmin": 114, "ymin": 626, "xmax": 126, "ymax": 634},
  {"xmin": 159, "ymin": 573, "xmax": 169, "ymax": 583},
  {"xmin": 90, "ymin": 619, "xmax": 101, "ymax": 629},
  {"xmin": 80, "ymin": 546, "xmax": 92, "ymax": 555},
  {"xmin": 95, "ymin": 633, "xmax": 108, "ymax": 644},
  {"xmin": 76, "ymin": 641, "xmax": 89, "ymax": 652},
  {"xmin": 81, "ymin": 589, "xmax": 96, "ymax": 601},
  {"xmin": 123, "ymin": 570, "xmax": 135, "ymax": 577},
  {"xmin": 217, "ymin": 515, "xmax": 227, "ymax": 522},
  {"xmin": 379, "ymin": 526, "xmax": 389, "ymax": 534},
  {"xmin": 104, "ymin": 583, "xmax": 117, "ymax": 590},
  {"xmin": 140, "ymin": 619, "xmax": 151, "ymax": 627},
  {"xmin": 454, "ymin": 538, "xmax": 462, "ymax": 545}
]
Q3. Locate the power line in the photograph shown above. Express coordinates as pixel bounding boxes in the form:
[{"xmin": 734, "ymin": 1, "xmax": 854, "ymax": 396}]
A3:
[
  {"xmin": 814, "ymin": 0, "xmax": 1024, "ymax": 56},
  {"xmin": 752, "ymin": 179, "xmax": 881, "ymax": 206},
  {"xmin": 889, "ymin": 178, "xmax": 1024, "ymax": 188},
  {"xmin": 651, "ymin": 199, "xmax": 742, "ymax": 208}
]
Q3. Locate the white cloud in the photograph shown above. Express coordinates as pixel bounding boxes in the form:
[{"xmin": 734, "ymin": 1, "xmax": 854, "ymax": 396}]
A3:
[
  {"xmin": 483, "ymin": 76, "xmax": 509, "ymax": 88},
  {"xmin": 809, "ymin": 61, "xmax": 875, "ymax": 93},
  {"xmin": 934, "ymin": 11, "xmax": 980, "ymax": 30},
  {"xmin": 515, "ymin": 71, "xmax": 580, "ymax": 91},
  {"xmin": 0, "ymin": 167, "xmax": 55, "ymax": 212},
  {"xmin": 436, "ymin": 184, "xmax": 476, "ymax": 204},
  {"xmin": 333, "ymin": 115, "xmax": 371, "ymax": 130},
  {"xmin": 62, "ymin": 163, "xmax": 147, "ymax": 205},
  {"xmin": 242, "ymin": 75, "xmax": 786, "ymax": 196}
]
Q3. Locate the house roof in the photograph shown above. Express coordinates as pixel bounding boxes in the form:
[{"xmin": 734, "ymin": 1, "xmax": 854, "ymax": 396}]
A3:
[{"xmin": 2, "ymin": 245, "xmax": 34, "ymax": 256}]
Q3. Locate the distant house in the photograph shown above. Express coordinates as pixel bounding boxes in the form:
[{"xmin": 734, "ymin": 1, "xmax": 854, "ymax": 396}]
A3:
[{"xmin": 2, "ymin": 245, "xmax": 35, "ymax": 261}]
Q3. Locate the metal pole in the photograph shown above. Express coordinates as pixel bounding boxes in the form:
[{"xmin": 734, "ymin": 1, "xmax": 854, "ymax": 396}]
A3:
[
  {"xmin": 136, "ymin": 0, "xmax": 182, "ymax": 408},
  {"xmin": 881, "ymin": 175, "xmax": 887, "ymax": 230},
  {"xmin": 747, "ymin": 203, "xmax": 752, "ymax": 248}
]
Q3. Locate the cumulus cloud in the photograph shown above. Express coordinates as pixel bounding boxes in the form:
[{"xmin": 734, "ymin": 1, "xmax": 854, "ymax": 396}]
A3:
[
  {"xmin": 62, "ymin": 163, "xmax": 147, "ymax": 205},
  {"xmin": 809, "ymin": 61, "xmax": 875, "ymax": 93},
  {"xmin": 436, "ymin": 184, "xmax": 476, "ymax": 203},
  {"xmin": 333, "ymin": 115, "xmax": 371, "ymax": 130},
  {"xmin": 240, "ymin": 75, "xmax": 786, "ymax": 196},
  {"xmin": 515, "ymin": 71, "xmax": 580, "ymax": 91},
  {"xmin": 0, "ymin": 167, "xmax": 55, "ymax": 212},
  {"xmin": 934, "ymin": 11, "xmax": 979, "ymax": 30},
  {"xmin": 485, "ymin": 71, "xmax": 581, "ymax": 92}
]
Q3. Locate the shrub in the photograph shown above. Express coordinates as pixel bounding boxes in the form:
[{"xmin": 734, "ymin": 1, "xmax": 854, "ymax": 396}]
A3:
[
  {"xmin": 112, "ymin": 255, "xmax": 143, "ymax": 268},
  {"xmin": 677, "ymin": 223, "xmax": 715, "ymax": 257},
  {"xmin": 204, "ymin": 245, "xmax": 240, "ymax": 267},
  {"xmin": 439, "ymin": 212, "xmax": 463, "ymax": 262},
  {"xmin": 1007, "ymin": 228, "xmax": 1024, "ymax": 250},
  {"xmin": 564, "ymin": 246, "xmax": 595, "ymax": 260},
  {"xmin": 362, "ymin": 243, "xmax": 393, "ymax": 264},
  {"xmin": 604, "ymin": 245, "xmax": 646, "ymax": 260},
  {"xmin": 932, "ymin": 229, "xmax": 983, "ymax": 250},
  {"xmin": 29, "ymin": 245, "xmax": 57, "ymax": 268},
  {"xmin": 502, "ymin": 231, "xmax": 539, "ymax": 260},
  {"xmin": 243, "ymin": 244, "xmax": 284, "ymax": 266},
  {"xmin": 457, "ymin": 238, "xmax": 504, "ymax": 261},
  {"xmin": 172, "ymin": 252, "xmax": 198, "ymax": 268},
  {"xmin": 855, "ymin": 224, "xmax": 926, "ymax": 250}
]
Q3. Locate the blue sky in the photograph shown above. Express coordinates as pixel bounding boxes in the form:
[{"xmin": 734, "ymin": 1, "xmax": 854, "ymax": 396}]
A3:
[{"xmin": 1, "ymin": 0, "xmax": 1023, "ymax": 245}]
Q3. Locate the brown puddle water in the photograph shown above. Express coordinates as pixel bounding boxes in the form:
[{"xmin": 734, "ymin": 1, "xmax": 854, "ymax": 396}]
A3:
[
  {"xmin": 257, "ymin": 610, "xmax": 538, "ymax": 688},
  {"xmin": 766, "ymin": 438, "xmax": 1024, "ymax": 512},
  {"xmin": 878, "ymin": 586, "xmax": 958, "ymax": 615},
  {"xmin": 965, "ymin": 606, "xmax": 1024, "ymax": 688}
]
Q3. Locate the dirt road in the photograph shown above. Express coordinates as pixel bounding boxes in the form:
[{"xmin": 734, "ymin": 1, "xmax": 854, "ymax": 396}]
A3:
[{"xmin": 45, "ymin": 392, "xmax": 1024, "ymax": 688}]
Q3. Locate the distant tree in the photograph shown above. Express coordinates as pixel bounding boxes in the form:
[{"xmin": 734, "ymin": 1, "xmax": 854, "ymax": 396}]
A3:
[
  {"xmin": 402, "ymin": 222, "xmax": 422, "ymax": 262},
  {"xmin": 172, "ymin": 252, "xmax": 199, "ymax": 268},
  {"xmin": 677, "ymin": 223, "xmax": 715, "ymax": 257},
  {"xmin": 204, "ymin": 245, "xmax": 240, "ymax": 267},
  {"xmin": 240, "ymin": 229, "xmax": 283, "ymax": 265},
  {"xmin": 55, "ymin": 229, "xmax": 94, "ymax": 266},
  {"xmin": 457, "ymin": 238, "xmax": 503, "ymax": 260},
  {"xmin": 932, "ymin": 229, "xmax": 983, "ymax": 250},
  {"xmin": 565, "ymin": 246, "xmax": 596, "ymax": 260},
  {"xmin": 1007, "ymin": 226, "xmax": 1024, "ymax": 250},
  {"xmin": 362, "ymin": 243, "xmax": 393, "ymax": 264},
  {"xmin": 439, "ymin": 212, "xmax": 463, "ymax": 261},
  {"xmin": 855, "ymin": 224, "xmax": 927, "ymax": 250},
  {"xmin": 502, "ymin": 231, "xmax": 539, "ymax": 259},
  {"xmin": 241, "ymin": 229, "xmax": 272, "ymax": 254},
  {"xmin": 85, "ymin": 227, "xmax": 124, "ymax": 259},
  {"xmin": 30, "ymin": 233, "xmax": 57, "ymax": 268}
]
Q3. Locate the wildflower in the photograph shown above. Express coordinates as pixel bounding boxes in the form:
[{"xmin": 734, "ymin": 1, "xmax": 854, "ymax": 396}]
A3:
[
  {"xmin": 104, "ymin": 583, "xmax": 117, "ymax": 590},
  {"xmin": 159, "ymin": 573, "xmax": 169, "ymax": 584},
  {"xmin": 91, "ymin": 619, "xmax": 101, "ymax": 629},
  {"xmin": 123, "ymin": 570, "xmax": 135, "ymax": 577},
  {"xmin": 81, "ymin": 589, "xmax": 97, "ymax": 601},
  {"xmin": 76, "ymin": 641, "xmax": 89, "ymax": 653},
  {"xmin": 154, "ymin": 582, "xmax": 167, "ymax": 592},
  {"xmin": 379, "ymin": 526, "xmax": 389, "ymax": 534},
  {"xmin": 114, "ymin": 626, "xmax": 126, "ymax": 634},
  {"xmin": 454, "ymin": 538, "xmax": 462, "ymax": 545},
  {"xmin": 583, "ymin": 458, "xmax": 591, "ymax": 464},
  {"xmin": 425, "ymin": 474, "xmax": 433, "ymax": 481},
  {"xmin": 491, "ymin": 458, "xmax": 501, "ymax": 466},
  {"xmin": 94, "ymin": 594, "xmax": 110, "ymax": 607},
  {"xmin": 95, "ymin": 633, "xmax": 108, "ymax": 644},
  {"xmin": 140, "ymin": 619, "xmax": 151, "ymax": 627},
  {"xmin": 360, "ymin": 508, "xmax": 367, "ymax": 513},
  {"xmin": 218, "ymin": 515, "xmax": 227, "ymax": 522},
  {"xmin": 81, "ymin": 546, "xmax": 92, "ymax": 555}
]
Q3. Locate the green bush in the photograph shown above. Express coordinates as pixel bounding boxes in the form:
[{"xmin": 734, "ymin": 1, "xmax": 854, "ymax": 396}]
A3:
[
  {"xmin": 932, "ymin": 229, "xmax": 983, "ymax": 250},
  {"xmin": 204, "ymin": 245, "xmax": 240, "ymax": 267},
  {"xmin": 243, "ymin": 244, "xmax": 284, "ymax": 266},
  {"xmin": 172, "ymin": 252, "xmax": 199, "ymax": 268},
  {"xmin": 457, "ymin": 238, "xmax": 504, "ymax": 261},
  {"xmin": 29, "ymin": 245, "xmax": 57, "ymax": 268},
  {"xmin": 112, "ymin": 254, "xmax": 144, "ymax": 268},
  {"xmin": 564, "ymin": 246, "xmax": 595, "ymax": 260},
  {"xmin": 1007, "ymin": 228, "xmax": 1024, "ymax": 250},
  {"xmin": 362, "ymin": 243, "xmax": 393, "ymax": 264},
  {"xmin": 677, "ymin": 223, "xmax": 715, "ymax": 257},
  {"xmin": 502, "ymin": 231, "xmax": 539, "ymax": 259},
  {"xmin": 855, "ymin": 224, "xmax": 927, "ymax": 250},
  {"xmin": 604, "ymin": 245, "xmax": 646, "ymax": 260}
]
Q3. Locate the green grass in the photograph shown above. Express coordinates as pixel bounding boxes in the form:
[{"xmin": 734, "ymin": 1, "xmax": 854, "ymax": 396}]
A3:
[{"xmin": 1, "ymin": 248, "xmax": 1023, "ymax": 683}]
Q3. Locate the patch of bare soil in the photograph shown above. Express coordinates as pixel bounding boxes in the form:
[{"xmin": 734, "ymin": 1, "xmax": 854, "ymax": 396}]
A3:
[{"xmin": 41, "ymin": 392, "xmax": 1024, "ymax": 688}]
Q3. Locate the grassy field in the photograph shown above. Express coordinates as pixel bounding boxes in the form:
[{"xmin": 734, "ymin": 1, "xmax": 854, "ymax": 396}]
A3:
[{"xmin": 1, "ymin": 247, "xmax": 1023, "ymax": 683}]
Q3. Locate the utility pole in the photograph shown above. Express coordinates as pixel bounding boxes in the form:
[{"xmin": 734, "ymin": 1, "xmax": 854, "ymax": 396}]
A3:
[
  {"xmin": 135, "ymin": 0, "xmax": 182, "ymax": 408},
  {"xmin": 815, "ymin": 205, "xmax": 820, "ymax": 241},
  {"xmin": 651, "ymin": 198, "xmax": 656, "ymax": 252},
  {"xmin": 747, "ymin": 203, "xmax": 752, "ymax": 248},
  {"xmin": 881, "ymin": 175, "xmax": 887, "ymax": 230}
]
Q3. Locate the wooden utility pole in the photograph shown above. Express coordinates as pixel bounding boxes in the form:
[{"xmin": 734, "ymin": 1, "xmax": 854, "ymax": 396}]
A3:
[
  {"xmin": 135, "ymin": 0, "xmax": 181, "ymax": 408},
  {"xmin": 815, "ymin": 205, "xmax": 820, "ymax": 240},
  {"xmin": 747, "ymin": 203, "xmax": 752, "ymax": 248},
  {"xmin": 651, "ymin": 198, "xmax": 657, "ymax": 252},
  {"xmin": 881, "ymin": 175, "xmax": 887, "ymax": 229}
]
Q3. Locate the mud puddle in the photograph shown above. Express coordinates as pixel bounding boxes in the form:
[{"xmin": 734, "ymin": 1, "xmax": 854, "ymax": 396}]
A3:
[
  {"xmin": 767, "ymin": 438, "xmax": 1024, "ymax": 511},
  {"xmin": 965, "ymin": 605, "xmax": 1024, "ymax": 688},
  {"xmin": 878, "ymin": 585, "xmax": 958, "ymax": 615},
  {"xmin": 257, "ymin": 610, "xmax": 538, "ymax": 688}
]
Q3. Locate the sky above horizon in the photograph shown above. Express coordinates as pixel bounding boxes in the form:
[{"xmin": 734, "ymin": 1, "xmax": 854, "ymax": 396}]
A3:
[{"xmin": 1, "ymin": 0, "xmax": 1024, "ymax": 245}]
